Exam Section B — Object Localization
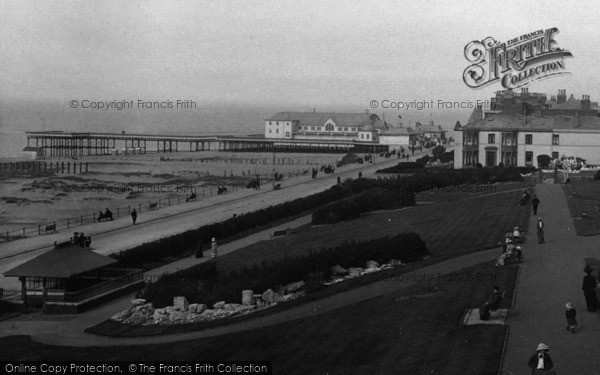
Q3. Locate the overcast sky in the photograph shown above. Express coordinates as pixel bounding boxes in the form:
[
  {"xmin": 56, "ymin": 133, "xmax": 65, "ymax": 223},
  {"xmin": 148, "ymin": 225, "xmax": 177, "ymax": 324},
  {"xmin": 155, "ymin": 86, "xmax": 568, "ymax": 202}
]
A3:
[{"xmin": 1, "ymin": 0, "xmax": 599, "ymax": 112}]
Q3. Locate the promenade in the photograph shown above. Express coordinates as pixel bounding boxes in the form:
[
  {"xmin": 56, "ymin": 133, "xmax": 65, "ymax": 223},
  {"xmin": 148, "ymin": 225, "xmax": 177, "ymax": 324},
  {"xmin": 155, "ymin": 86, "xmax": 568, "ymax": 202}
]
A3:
[{"xmin": 501, "ymin": 183, "xmax": 600, "ymax": 375}]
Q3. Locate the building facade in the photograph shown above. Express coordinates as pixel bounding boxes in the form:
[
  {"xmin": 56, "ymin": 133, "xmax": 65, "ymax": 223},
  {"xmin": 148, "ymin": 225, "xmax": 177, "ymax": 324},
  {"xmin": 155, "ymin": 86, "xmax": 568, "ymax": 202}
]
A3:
[{"xmin": 454, "ymin": 89, "xmax": 600, "ymax": 168}]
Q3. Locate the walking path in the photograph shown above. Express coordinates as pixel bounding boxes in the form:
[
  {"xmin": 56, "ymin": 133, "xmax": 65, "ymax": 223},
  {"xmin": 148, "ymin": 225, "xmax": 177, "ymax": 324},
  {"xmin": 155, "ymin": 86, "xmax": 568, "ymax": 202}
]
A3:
[{"xmin": 501, "ymin": 183, "xmax": 600, "ymax": 375}]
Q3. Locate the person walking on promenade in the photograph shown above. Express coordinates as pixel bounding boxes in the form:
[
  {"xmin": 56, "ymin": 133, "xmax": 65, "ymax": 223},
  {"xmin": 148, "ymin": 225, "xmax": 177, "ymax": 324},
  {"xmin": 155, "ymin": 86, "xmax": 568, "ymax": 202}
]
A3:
[
  {"xmin": 531, "ymin": 195, "xmax": 540, "ymax": 215},
  {"xmin": 358, "ymin": 171, "xmax": 362, "ymax": 179},
  {"xmin": 131, "ymin": 209, "xmax": 137, "ymax": 225},
  {"xmin": 582, "ymin": 265, "xmax": 600, "ymax": 312},
  {"xmin": 211, "ymin": 237, "xmax": 218, "ymax": 258},
  {"xmin": 527, "ymin": 343, "xmax": 553, "ymax": 374},
  {"xmin": 512, "ymin": 226, "xmax": 521, "ymax": 243},
  {"xmin": 536, "ymin": 218, "xmax": 545, "ymax": 244},
  {"xmin": 565, "ymin": 302, "xmax": 578, "ymax": 333}
]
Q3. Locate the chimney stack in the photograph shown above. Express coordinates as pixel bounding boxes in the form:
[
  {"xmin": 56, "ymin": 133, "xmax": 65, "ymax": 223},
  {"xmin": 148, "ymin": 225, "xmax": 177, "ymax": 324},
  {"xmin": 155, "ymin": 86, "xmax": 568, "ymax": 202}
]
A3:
[
  {"xmin": 557, "ymin": 89, "xmax": 567, "ymax": 104},
  {"xmin": 581, "ymin": 94, "xmax": 591, "ymax": 111}
]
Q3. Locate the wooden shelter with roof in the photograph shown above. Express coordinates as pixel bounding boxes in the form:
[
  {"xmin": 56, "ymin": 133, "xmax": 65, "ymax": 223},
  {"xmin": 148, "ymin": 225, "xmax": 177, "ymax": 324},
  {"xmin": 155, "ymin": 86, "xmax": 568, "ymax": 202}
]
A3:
[{"xmin": 3, "ymin": 244, "xmax": 143, "ymax": 314}]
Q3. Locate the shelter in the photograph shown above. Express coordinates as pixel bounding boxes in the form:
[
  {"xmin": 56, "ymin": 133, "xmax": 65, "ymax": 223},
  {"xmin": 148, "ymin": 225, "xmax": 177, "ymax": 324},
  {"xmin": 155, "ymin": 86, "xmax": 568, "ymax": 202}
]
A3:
[{"xmin": 3, "ymin": 245, "xmax": 143, "ymax": 313}]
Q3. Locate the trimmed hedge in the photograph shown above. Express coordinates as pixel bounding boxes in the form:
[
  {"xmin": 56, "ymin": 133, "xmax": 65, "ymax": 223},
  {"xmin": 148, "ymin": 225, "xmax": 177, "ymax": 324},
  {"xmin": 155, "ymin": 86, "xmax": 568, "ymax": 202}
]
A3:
[
  {"xmin": 312, "ymin": 188, "xmax": 415, "ymax": 224},
  {"xmin": 142, "ymin": 232, "xmax": 428, "ymax": 307}
]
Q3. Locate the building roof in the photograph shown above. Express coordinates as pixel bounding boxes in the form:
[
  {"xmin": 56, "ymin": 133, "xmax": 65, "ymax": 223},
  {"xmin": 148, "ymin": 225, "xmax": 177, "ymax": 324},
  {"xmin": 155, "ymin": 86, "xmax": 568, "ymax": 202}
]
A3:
[
  {"xmin": 459, "ymin": 114, "xmax": 600, "ymax": 133},
  {"xmin": 22, "ymin": 146, "xmax": 42, "ymax": 152},
  {"xmin": 4, "ymin": 245, "xmax": 118, "ymax": 278},
  {"xmin": 553, "ymin": 97, "xmax": 581, "ymax": 110},
  {"xmin": 266, "ymin": 112, "xmax": 383, "ymax": 130},
  {"xmin": 380, "ymin": 127, "xmax": 416, "ymax": 135}
]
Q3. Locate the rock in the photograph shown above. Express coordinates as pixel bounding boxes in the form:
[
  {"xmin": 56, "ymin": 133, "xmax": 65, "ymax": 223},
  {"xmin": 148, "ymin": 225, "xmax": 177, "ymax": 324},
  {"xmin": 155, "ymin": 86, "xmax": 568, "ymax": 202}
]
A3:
[
  {"xmin": 196, "ymin": 304, "xmax": 207, "ymax": 314},
  {"xmin": 331, "ymin": 265, "xmax": 349, "ymax": 276},
  {"xmin": 173, "ymin": 296, "xmax": 189, "ymax": 311},
  {"xmin": 213, "ymin": 301, "xmax": 226, "ymax": 309},
  {"xmin": 262, "ymin": 289, "xmax": 275, "ymax": 303},
  {"xmin": 242, "ymin": 290, "xmax": 255, "ymax": 306},
  {"xmin": 256, "ymin": 298, "xmax": 265, "ymax": 307},
  {"xmin": 111, "ymin": 309, "xmax": 133, "ymax": 322},
  {"xmin": 188, "ymin": 303, "xmax": 199, "ymax": 313},
  {"xmin": 165, "ymin": 306, "xmax": 177, "ymax": 314},
  {"xmin": 152, "ymin": 309, "xmax": 168, "ymax": 323},
  {"xmin": 366, "ymin": 260, "xmax": 380, "ymax": 269},
  {"xmin": 348, "ymin": 267, "xmax": 363, "ymax": 277},
  {"xmin": 135, "ymin": 303, "xmax": 154, "ymax": 314},
  {"xmin": 168, "ymin": 310, "xmax": 186, "ymax": 322},
  {"xmin": 389, "ymin": 259, "xmax": 402, "ymax": 267},
  {"xmin": 223, "ymin": 303, "xmax": 242, "ymax": 311},
  {"xmin": 125, "ymin": 310, "xmax": 149, "ymax": 325},
  {"xmin": 284, "ymin": 281, "xmax": 305, "ymax": 293},
  {"xmin": 155, "ymin": 308, "xmax": 166, "ymax": 314},
  {"xmin": 131, "ymin": 298, "xmax": 146, "ymax": 307},
  {"xmin": 274, "ymin": 285, "xmax": 286, "ymax": 296}
]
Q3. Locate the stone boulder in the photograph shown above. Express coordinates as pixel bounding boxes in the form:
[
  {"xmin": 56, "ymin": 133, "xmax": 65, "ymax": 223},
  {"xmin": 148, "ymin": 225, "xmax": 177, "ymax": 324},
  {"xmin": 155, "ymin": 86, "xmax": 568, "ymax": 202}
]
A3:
[
  {"xmin": 366, "ymin": 260, "xmax": 380, "ymax": 269},
  {"xmin": 135, "ymin": 303, "xmax": 154, "ymax": 315},
  {"xmin": 284, "ymin": 280, "xmax": 305, "ymax": 293},
  {"xmin": 262, "ymin": 289, "xmax": 283, "ymax": 303},
  {"xmin": 168, "ymin": 310, "xmax": 186, "ymax": 322},
  {"xmin": 389, "ymin": 259, "xmax": 402, "ymax": 267},
  {"xmin": 195, "ymin": 304, "xmax": 207, "ymax": 314},
  {"xmin": 111, "ymin": 309, "xmax": 133, "ymax": 322},
  {"xmin": 188, "ymin": 303, "xmax": 199, "ymax": 313},
  {"xmin": 331, "ymin": 265, "xmax": 349, "ymax": 276},
  {"xmin": 213, "ymin": 301, "xmax": 226, "ymax": 309},
  {"xmin": 255, "ymin": 298, "xmax": 265, "ymax": 307},
  {"xmin": 223, "ymin": 303, "xmax": 242, "ymax": 311},
  {"xmin": 242, "ymin": 290, "xmax": 255, "ymax": 306},
  {"xmin": 124, "ymin": 310, "xmax": 149, "ymax": 325},
  {"xmin": 173, "ymin": 296, "xmax": 189, "ymax": 311},
  {"xmin": 348, "ymin": 267, "xmax": 363, "ymax": 277},
  {"xmin": 131, "ymin": 298, "xmax": 146, "ymax": 307},
  {"xmin": 165, "ymin": 306, "xmax": 177, "ymax": 314},
  {"xmin": 152, "ymin": 309, "xmax": 168, "ymax": 323}
]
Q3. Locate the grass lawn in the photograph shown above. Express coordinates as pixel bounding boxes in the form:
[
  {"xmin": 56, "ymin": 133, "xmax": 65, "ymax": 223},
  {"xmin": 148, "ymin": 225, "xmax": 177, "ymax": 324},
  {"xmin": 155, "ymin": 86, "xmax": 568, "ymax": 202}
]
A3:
[
  {"xmin": 0, "ymin": 262, "xmax": 517, "ymax": 375},
  {"xmin": 563, "ymin": 181, "xmax": 600, "ymax": 236},
  {"xmin": 213, "ymin": 188, "xmax": 531, "ymax": 273}
]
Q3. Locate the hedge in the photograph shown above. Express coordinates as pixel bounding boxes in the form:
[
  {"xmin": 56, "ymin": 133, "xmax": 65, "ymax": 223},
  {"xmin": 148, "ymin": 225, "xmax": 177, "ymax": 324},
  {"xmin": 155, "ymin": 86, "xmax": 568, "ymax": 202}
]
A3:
[{"xmin": 142, "ymin": 232, "xmax": 428, "ymax": 307}]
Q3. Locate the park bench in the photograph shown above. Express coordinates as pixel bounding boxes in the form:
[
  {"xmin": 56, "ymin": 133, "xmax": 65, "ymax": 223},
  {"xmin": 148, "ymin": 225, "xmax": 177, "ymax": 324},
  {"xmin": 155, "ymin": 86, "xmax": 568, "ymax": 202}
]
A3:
[
  {"xmin": 271, "ymin": 228, "xmax": 289, "ymax": 239},
  {"xmin": 149, "ymin": 203, "xmax": 158, "ymax": 210},
  {"xmin": 45, "ymin": 223, "xmax": 56, "ymax": 234}
]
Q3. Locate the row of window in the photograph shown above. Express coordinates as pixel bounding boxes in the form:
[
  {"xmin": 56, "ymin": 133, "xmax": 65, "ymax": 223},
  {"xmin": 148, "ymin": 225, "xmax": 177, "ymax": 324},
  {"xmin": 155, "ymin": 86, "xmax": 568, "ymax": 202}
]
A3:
[
  {"xmin": 464, "ymin": 132, "xmax": 560, "ymax": 145},
  {"xmin": 465, "ymin": 150, "xmax": 560, "ymax": 166}
]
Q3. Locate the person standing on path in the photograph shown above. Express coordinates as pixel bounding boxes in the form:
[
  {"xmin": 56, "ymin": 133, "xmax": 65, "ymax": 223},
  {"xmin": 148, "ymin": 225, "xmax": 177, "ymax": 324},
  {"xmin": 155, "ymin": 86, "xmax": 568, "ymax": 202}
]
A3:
[
  {"xmin": 211, "ymin": 237, "xmax": 218, "ymax": 258},
  {"xmin": 582, "ymin": 265, "xmax": 600, "ymax": 312},
  {"xmin": 536, "ymin": 218, "xmax": 545, "ymax": 244},
  {"xmin": 565, "ymin": 302, "xmax": 578, "ymax": 333},
  {"xmin": 131, "ymin": 209, "xmax": 137, "ymax": 225},
  {"xmin": 527, "ymin": 343, "xmax": 553, "ymax": 374},
  {"xmin": 531, "ymin": 194, "xmax": 540, "ymax": 215},
  {"xmin": 358, "ymin": 171, "xmax": 362, "ymax": 179}
]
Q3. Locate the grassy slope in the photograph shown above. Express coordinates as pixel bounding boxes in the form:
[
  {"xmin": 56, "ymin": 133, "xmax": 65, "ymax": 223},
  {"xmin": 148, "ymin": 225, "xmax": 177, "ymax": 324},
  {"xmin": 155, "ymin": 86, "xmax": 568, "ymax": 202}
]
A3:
[
  {"xmin": 563, "ymin": 181, "xmax": 600, "ymax": 236},
  {"xmin": 0, "ymin": 263, "xmax": 517, "ymax": 375}
]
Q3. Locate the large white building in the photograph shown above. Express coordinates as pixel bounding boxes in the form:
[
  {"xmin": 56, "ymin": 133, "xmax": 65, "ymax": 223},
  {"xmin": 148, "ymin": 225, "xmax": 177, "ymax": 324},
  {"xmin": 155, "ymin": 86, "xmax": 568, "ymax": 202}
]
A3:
[
  {"xmin": 264, "ymin": 111, "xmax": 385, "ymax": 143},
  {"xmin": 454, "ymin": 90, "xmax": 600, "ymax": 168}
]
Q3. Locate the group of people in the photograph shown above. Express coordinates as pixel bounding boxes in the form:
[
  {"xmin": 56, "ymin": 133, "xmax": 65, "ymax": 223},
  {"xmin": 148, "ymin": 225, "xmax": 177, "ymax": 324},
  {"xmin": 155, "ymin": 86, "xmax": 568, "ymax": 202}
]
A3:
[
  {"xmin": 194, "ymin": 237, "xmax": 219, "ymax": 259},
  {"xmin": 97, "ymin": 207, "xmax": 113, "ymax": 222},
  {"xmin": 71, "ymin": 231, "xmax": 91, "ymax": 248},
  {"xmin": 495, "ymin": 226, "xmax": 524, "ymax": 266}
]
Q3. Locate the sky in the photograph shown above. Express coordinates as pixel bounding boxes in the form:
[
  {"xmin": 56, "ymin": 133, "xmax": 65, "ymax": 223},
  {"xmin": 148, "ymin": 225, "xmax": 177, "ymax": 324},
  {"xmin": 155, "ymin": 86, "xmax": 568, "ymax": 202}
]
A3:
[{"xmin": 1, "ymin": 0, "xmax": 599, "ymax": 140}]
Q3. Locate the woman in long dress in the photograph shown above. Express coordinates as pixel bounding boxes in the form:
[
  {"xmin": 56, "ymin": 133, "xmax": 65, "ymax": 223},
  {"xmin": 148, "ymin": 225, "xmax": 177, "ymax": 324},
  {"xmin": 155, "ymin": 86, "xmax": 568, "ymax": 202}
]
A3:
[{"xmin": 582, "ymin": 265, "xmax": 600, "ymax": 312}]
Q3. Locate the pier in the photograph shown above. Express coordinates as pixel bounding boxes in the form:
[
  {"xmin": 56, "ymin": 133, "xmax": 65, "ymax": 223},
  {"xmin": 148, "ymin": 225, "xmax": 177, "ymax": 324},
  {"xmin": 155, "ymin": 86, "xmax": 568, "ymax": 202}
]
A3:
[{"xmin": 25, "ymin": 131, "xmax": 389, "ymax": 158}]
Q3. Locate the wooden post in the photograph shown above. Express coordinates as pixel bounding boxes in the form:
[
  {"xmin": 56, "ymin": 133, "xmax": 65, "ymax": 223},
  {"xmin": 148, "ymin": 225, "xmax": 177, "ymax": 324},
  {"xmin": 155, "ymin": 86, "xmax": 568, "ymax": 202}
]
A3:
[{"xmin": 20, "ymin": 277, "xmax": 27, "ymax": 313}]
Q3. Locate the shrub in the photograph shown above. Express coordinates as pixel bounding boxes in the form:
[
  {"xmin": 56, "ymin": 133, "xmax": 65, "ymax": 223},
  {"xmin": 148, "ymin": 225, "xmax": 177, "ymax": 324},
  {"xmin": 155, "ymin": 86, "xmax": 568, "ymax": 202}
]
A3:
[
  {"xmin": 595, "ymin": 170, "xmax": 600, "ymax": 180},
  {"xmin": 431, "ymin": 146, "xmax": 446, "ymax": 160},
  {"xmin": 537, "ymin": 154, "xmax": 551, "ymax": 169}
]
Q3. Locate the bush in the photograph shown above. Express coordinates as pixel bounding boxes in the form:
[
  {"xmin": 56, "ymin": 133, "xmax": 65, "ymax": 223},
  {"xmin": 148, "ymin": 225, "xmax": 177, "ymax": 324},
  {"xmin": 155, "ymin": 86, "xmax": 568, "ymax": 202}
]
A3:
[
  {"xmin": 595, "ymin": 170, "xmax": 600, "ymax": 180},
  {"xmin": 537, "ymin": 154, "xmax": 551, "ymax": 169},
  {"xmin": 431, "ymin": 146, "xmax": 446, "ymax": 160},
  {"xmin": 142, "ymin": 232, "xmax": 429, "ymax": 307}
]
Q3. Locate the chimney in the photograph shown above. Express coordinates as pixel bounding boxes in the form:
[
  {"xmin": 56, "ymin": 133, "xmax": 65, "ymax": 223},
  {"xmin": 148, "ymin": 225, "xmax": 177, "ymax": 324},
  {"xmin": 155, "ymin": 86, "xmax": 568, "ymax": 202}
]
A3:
[
  {"xmin": 557, "ymin": 89, "xmax": 566, "ymax": 104},
  {"xmin": 521, "ymin": 87, "xmax": 530, "ymax": 101},
  {"xmin": 581, "ymin": 95, "xmax": 591, "ymax": 111}
]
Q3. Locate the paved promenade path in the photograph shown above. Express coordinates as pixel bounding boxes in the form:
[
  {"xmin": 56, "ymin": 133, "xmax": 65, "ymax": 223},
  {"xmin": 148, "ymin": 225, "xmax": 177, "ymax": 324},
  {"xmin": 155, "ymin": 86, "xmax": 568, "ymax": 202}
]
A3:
[{"xmin": 501, "ymin": 183, "xmax": 600, "ymax": 375}]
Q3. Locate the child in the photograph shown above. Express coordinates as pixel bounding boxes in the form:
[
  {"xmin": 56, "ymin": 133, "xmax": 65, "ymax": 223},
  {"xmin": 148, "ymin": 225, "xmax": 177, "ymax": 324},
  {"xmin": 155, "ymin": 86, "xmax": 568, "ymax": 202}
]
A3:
[{"xmin": 565, "ymin": 302, "xmax": 577, "ymax": 333}]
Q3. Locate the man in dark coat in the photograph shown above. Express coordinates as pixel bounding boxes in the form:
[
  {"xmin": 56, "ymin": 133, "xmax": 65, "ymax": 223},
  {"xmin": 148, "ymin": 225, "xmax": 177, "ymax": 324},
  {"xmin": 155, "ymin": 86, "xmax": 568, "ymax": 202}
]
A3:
[
  {"xmin": 131, "ymin": 209, "xmax": 137, "ymax": 225},
  {"xmin": 582, "ymin": 265, "xmax": 600, "ymax": 312},
  {"xmin": 527, "ymin": 343, "xmax": 553, "ymax": 374},
  {"xmin": 531, "ymin": 195, "xmax": 540, "ymax": 215},
  {"xmin": 480, "ymin": 286, "xmax": 502, "ymax": 320}
]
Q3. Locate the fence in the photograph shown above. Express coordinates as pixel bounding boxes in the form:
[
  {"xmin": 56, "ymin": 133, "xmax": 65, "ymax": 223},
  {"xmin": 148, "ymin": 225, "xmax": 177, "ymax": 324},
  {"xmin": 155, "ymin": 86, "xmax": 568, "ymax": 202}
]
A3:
[
  {"xmin": 1, "ymin": 168, "xmax": 313, "ymax": 243},
  {"xmin": 0, "ymin": 161, "xmax": 88, "ymax": 174}
]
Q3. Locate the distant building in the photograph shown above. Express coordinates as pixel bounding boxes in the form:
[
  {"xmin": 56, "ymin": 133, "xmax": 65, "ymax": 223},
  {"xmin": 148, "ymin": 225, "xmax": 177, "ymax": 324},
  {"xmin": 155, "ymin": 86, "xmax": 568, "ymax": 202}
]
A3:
[
  {"xmin": 379, "ymin": 126, "xmax": 417, "ymax": 148},
  {"xmin": 454, "ymin": 89, "xmax": 600, "ymax": 168},
  {"xmin": 21, "ymin": 146, "xmax": 44, "ymax": 160},
  {"xmin": 264, "ymin": 111, "xmax": 385, "ymax": 143},
  {"xmin": 414, "ymin": 120, "xmax": 447, "ymax": 141}
]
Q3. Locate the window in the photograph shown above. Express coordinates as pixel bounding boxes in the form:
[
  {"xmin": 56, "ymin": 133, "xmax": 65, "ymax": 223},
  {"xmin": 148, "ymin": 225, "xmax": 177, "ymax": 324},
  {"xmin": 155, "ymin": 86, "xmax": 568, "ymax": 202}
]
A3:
[
  {"xmin": 488, "ymin": 134, "xmax": 495, "ymax": 144},
  {"xmin": 366, "ymin": 134, "xmax": 370, "ymax": 139},
  {"xmin": 552, "ymin": 134, "xmax": 559, "ymax": 145},
  {"xmin": 525, "ymin": 134, "xmax": 532, "ymax": 144},
  {"xmin": 268, "ymin": 129, "xmax": 272, "ymax": 133},
  {"xmin": 276, "ymin": 129, "xmax": 279, "ymax": 133},
  {"xmin": 552, "ymin": 152, "xmax": 559, "ymax": 159},
  {"xmin": 360, "ymin": 134, "xmax": 364, "ymax": 139},
  {"xmin": 285, "ymin": 132, "xmax": 290, "ymax": 137},
  {"xmin": 311, "ymin": 127, "xmax": 315, "ymax": 131},
  {"xmin": 525, "ymin": 151, "xmax": 533, "ymax": 163},
  {"xmin": 502, "ymin": 133, "xmax": 516, "ymax": 146},
  {"xmin": 325, "ymin": 123, "xmax": 334, "ymax": 131}
]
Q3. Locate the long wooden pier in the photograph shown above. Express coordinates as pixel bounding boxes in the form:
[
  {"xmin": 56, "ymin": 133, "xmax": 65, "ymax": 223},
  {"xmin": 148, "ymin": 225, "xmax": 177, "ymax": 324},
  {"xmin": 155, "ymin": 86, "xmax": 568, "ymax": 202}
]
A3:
[{"xmin": 25, "ymin": 131, "xmax": 389, "ymax": 157}]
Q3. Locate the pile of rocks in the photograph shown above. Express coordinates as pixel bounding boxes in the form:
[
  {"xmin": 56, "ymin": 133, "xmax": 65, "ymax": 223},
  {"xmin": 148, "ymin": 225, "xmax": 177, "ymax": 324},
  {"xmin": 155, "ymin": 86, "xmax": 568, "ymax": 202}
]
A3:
[{"xmin": 325, "ymin": 259, "xmax": 402, "ymax": 285}]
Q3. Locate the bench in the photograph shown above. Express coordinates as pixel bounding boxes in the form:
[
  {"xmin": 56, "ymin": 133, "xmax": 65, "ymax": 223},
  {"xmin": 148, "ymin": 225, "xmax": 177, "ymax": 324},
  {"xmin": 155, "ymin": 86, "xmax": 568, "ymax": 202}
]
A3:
[
  {"xmin": 271, "ymin": 229, "xmax": 289, "ymax": 239},
  {"xmin": 149, "ymin": 203, "xmax": 158, "ymax": 210},
  {"xmin": 45, "ymin": 224, "xmax": 56, "ymax": 233}
]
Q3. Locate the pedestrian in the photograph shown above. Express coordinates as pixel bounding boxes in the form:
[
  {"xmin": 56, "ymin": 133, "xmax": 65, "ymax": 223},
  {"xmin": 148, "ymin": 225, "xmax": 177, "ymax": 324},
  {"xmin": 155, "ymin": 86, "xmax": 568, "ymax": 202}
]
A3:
[
  {"xmin": 358, "ymin": 171, "xmax": 362, "ymax": 178},
  {"xmin": 337, "ymin": 176, "xmax": 341, "ymax": 184},
  {"xmin": 512, "ymin": 226, "xmax": 521, "ymax": 243},
  {"xmin": 131, "ymin": 209, "xmax": 137, "ymax": 225},
  {"xmin": 527, "ymin": 343, "xmax": 553, "ymax": 374},
  {"xmin": 195, "ymin": 240, "xmax": 204, "ymax": 259},
  {"xmin": 536, "ymin": 218, "xmax": 545, "ymax": 244},
  {"xmin": 211, "ymin": 237, "xmax": 218, "ymax": 258},
  {"xmin": 565, "ymin": 302, "xmax": 577, "ymax": 333},
  {"xmin": 531, "ymin": 195, "xmax": 540, "ymax": 215},
  {"xmin": 582, "ymin": 265, "xmax": 600, "ymax": 312}
]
